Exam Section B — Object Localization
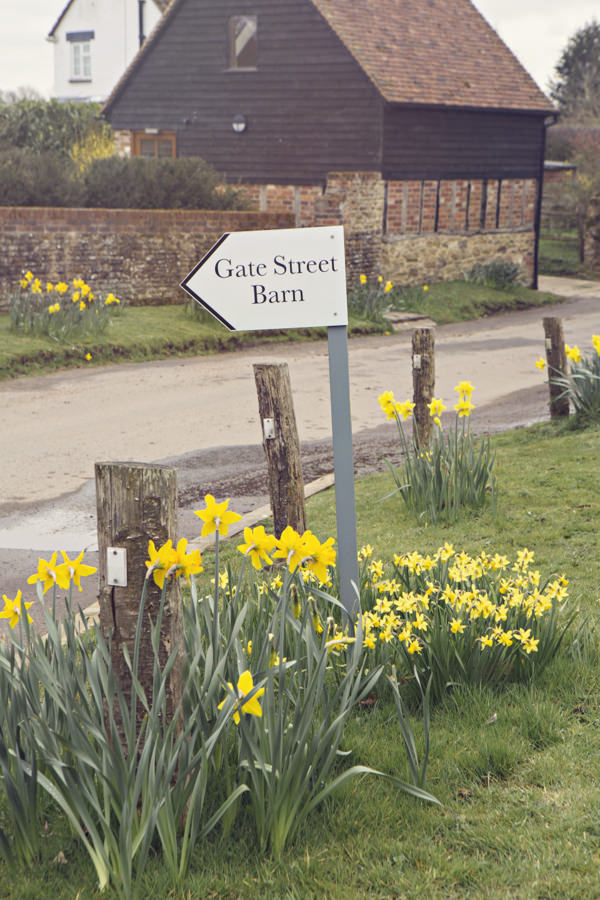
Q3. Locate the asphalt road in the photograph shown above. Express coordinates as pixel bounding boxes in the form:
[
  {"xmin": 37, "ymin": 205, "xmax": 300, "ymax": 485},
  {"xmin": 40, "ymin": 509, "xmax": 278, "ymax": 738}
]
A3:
[{"xmin": 1, "ymin": 275, "xmax": 598, "ymax": 632}]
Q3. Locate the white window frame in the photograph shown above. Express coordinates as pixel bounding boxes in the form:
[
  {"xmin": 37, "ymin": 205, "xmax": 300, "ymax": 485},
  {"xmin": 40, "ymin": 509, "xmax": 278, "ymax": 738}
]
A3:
[{"xmin": 71, "ymin": 41, "xmax": 92, "ymax": 80}]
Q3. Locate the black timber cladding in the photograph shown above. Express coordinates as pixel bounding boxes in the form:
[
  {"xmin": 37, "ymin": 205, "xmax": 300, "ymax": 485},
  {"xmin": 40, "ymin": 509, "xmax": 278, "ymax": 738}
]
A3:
[
  {"xmin": 106, "ymin": 0, "xmax": 384, "ymax": 184},
  {"xmin": 382, "ymin": 107, "xmax": 546, "ymax": 180}
]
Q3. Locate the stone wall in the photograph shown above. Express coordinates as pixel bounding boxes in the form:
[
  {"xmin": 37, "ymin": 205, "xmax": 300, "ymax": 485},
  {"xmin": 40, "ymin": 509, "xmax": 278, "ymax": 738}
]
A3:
[
  {"xmin": 0, "ymin": 207, "xmax": 294, "ymax": 311},
  {"xmin": 381, "ymin": 231, "xmax": 535, "ymax": 286},
  {"xmin": 0, "ymin": 169, "xmax": 540, "ymax": 312}
]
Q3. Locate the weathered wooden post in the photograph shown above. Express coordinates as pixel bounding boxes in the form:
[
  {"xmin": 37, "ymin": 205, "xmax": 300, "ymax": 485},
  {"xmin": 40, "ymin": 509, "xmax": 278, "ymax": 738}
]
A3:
[
  {"xmin": 543, "ymin": 317, "xmax": 570, "ymax": 419},
  {"xmin": 253, "ymin": 362, "xmax": 307, "ymax": 538},
  {"xmin": 95, "ymin": 462, "xmax": 184, "ymax": 723},
  {"xmin": 412, "ymin": 328, "xmax": 435, "ymax": 447}
]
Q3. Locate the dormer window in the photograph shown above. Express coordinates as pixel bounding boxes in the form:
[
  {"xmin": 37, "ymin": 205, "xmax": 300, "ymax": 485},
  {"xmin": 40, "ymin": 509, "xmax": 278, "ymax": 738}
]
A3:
[{"xmin": 228, "ymin": 15, "xmax": 257, "ymax": 69}]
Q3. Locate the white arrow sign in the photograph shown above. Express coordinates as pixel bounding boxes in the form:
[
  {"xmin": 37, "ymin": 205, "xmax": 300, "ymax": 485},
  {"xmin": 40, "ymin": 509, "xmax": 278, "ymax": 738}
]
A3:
[{"xmin": 180, "ymin": 226, "xmax": 347, "ymax": 331}]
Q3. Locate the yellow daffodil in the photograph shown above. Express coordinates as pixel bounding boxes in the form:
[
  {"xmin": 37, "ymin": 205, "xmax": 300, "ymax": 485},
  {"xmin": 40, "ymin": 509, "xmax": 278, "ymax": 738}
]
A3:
[
  {"xmin": 565, "ymin": 343, "xmax": 581, "ymax": 363},
  {"xmin": 453, "ymin": 398, "xmax": 475, "ymax": 417},
  {"xmin": 427, "ymin": 397, "xmax": 446, "ymax": 417},
  {"xmin": 523, "ymin": 636, "xmax": 539, "ymax": 654},
  {"xmin": 46, "ymin": 282, "xmax": 54, "ymax": 292},
  {"xmin": 170, "ymin": 538, "xmax": 203, "ymax": 583},
  {"xmin": 55, "ymin": 282, "xmax": 68, "ymax": 294},
  {"xmin": 395, "ymin": 399, "xmax": 415, "ymax": 420},
  {"xmin": 384, "ymin": 280, "xmax": 393, "ymax": 293},
  {"xmin": 79, "ymin": 301, "xmax": 86, "ymax": 311},
  {"xmin": 218, "ymin": 670, "xmax": 264, "ymax": 724},
  {"xmin": 272, "ymin": 525, "xmax": 305, "ymax": 571},
  {"xmin": 85, "ymin": 353, "xmax": 92, "ymax": 361},
  {"xmin": 450, "ymin": 617, "xmax": 465, "ymax": 634},
  {"xmin": 60, "ymin": 551, "xmax": 97, "ymax": 591},
  {"xmin": 496, "ymin": 630, "xmax": 514, "ymax": 647},
  {"xmin": 194, "ymin": 493, "xmax": 242, "ymax": 537},
  {"xmin": 423, "ymin": 285, "xmax": 429, "ymax": 291},
  {"xmin": 592, "ymin": 335, "xmax": 600, "ymax": 356},
  {"xmin": 301, "ymin": 533, "xmax": 336, "ymax": 583},
  {"xmin": 0, "ymin": 591, "xmax": 33, "ymax": 629},
  {"xmin": 378, "ymin": 390, "xmax": 396, "ymax": 420},
  {"xmin": 24, "ymin": 270, "xmax": 34, "ymax": 282},
  {"xmin": 31, "ymin": 278, "xmax": 42, "ymax": 294},
  {"xmin": 145, "ymin": 539, "xmax": 176, "ymax": 589},
  {"xmin": 535, "ymin": 357, "xmax": 546, "ymax": 371},
  {"xmin": 310, "ymin": 596, "xmax": 324, "ymax": 634},
  {"xmin": 454, "ymin": 380, "xmax": 474, "ymax": 397},
  {"xmin": 237, "ymin": 525, "xmax": 277, "ymax": 570},
  {"xmin": 359, "ymin": 273, "xmax": 367, "ymax": 284},
  {"xmin": 27, "ymin": 552, "xmax": 70, "ymax": 594},
  {"xmin": 72, "ymin": 291, "xmax": 80, "ymax": 303}
]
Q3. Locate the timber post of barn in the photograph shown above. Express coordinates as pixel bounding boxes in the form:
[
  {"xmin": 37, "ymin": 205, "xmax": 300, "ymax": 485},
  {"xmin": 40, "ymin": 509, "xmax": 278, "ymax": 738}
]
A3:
[
  {"xmin": 95, "ymin": 461, "xmax": 184, "ymax": 729},
  {"xmin": 543, "ymin": 317, "xmax": 570, "ymax": 420},
  {"xmin": 412, "ymin": 328, "xmax": 435, "ymax": 447},
  {"xmin": 253, "ymin": 362, "xmax": 307, "ymax": 538}
]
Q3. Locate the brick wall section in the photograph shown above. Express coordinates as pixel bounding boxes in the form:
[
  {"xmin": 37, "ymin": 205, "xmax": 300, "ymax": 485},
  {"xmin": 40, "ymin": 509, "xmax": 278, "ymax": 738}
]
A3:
[
  {"xmin": 113, "ymin": 129, "xmax": 132, "ymax": 156},
  {"xmin": 1, "ymin": 169, "xmax": 541, "ymax": 309},
  {"xmin": 0, "ymin": 207, "xmax": 295, "ymax": 311}
]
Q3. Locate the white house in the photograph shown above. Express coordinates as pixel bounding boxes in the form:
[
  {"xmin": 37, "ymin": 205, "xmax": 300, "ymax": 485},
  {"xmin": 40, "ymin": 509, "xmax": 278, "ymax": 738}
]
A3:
[{"xmin": 47, "ymin": 0, "xmax": 168, "ymax": 102}]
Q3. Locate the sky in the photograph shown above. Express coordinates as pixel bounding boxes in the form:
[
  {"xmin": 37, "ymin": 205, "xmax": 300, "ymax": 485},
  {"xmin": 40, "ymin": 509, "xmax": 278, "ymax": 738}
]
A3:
[{"xmin": 0, "ymin": 0, "xmax": 598, "ymax": 101}]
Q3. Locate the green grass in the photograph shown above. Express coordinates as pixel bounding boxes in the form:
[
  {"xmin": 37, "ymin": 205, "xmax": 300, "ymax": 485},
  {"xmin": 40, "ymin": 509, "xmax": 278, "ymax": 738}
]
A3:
[
  {"xmin": 539, "ymin": 230, "xmax": 600, "ymax": 280},
  {"xmin": 0, "ymin": 280, "xmax": 564, "ymax": 381},
  {"xmin": 393, "ymin": 280, "xmax": 561, "ymax": 325},
  {"xmin": 0, "ymin": 303, "xmax": 384, "ymax": 381},
  {"xmin": 2, "ymin": 362, "xmax": 599, "ymax": 898},
  {"xmin": 3, "ymin": 425, "xmax": 599, "ymax": 898}
]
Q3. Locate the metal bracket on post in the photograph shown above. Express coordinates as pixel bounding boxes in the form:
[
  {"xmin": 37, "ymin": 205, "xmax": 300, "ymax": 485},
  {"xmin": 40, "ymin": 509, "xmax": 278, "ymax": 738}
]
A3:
[
  {"xmin": 107, "ymin": 547, "xmax": 127, "ymax": 587},
  {"xmin": 263, "ymin": 417, "xmax": 275, "ymax": 440}
]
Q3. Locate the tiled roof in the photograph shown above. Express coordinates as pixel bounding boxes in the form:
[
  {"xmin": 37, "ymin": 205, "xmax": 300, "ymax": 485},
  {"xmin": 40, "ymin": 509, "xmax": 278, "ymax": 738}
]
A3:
[
  {"xmin": 310, "ymin": 0, "xmax": 554, "ymax": 112},
  {"xmin": 104, "ymin": 0, "xmax": 554, "ymax": 115}
]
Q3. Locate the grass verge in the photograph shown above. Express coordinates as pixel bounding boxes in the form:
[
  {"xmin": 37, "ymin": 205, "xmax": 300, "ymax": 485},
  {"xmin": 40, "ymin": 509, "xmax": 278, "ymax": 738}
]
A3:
[
  {"xmin": 2, "ymin": 421, "xmax": 598, "ymax": 898},
  {"xmin": 539, "ymin": 230, "xmax": 600, "ymax": 280},
  {"xmin": 0, "ymin": 281, "xmax": 564, "ymax": 381}
]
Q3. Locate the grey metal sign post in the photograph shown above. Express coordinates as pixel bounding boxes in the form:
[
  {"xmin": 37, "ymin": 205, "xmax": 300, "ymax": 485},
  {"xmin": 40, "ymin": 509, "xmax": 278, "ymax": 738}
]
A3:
[{"xmin": 181, "ymin": 225, "xmax": 360, "ymax": 618}]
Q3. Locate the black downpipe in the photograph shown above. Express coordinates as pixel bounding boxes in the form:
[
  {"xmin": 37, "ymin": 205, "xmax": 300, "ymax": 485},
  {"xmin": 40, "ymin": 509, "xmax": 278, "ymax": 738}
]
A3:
[
  {"xmin": 138, "ymin": 0, "xmax": 146, "ymax": 48},
  {"xmin": 533, "ymin": 115, "xmax": 558, "ymax": 289}
]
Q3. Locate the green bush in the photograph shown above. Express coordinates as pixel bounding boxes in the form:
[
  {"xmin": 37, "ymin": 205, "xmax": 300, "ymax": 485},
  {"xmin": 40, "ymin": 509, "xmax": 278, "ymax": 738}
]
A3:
[
  {"xmin": 0, "ymin": 97, "xmax": 106, "ymax": 156},
  {"xmin": 0, "ymin": 148, "xmax": 83, "ymax": 207},
  {"xmin": 0, "ymin": 152, "xmax": 247, "ymax": 210},
  {"xmin": 82, "ymin": 156, "xmax": 246, "ymax": 210},
  {"xmin": 466, "ymin": 260, "xmax": 522, "ymax": 289}
]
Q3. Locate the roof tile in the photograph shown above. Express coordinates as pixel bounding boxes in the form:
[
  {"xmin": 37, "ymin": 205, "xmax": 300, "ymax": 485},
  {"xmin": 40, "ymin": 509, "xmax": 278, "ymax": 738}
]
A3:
[{"xmin": 310, "ymin": 0, "xmax": 554, "ymax": 111}]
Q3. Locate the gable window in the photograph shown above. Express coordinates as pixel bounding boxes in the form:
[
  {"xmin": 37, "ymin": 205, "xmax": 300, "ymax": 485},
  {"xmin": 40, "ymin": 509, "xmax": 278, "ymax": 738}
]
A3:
[
  {"xmin": 132, "ymin": 131, "xmax": 176, "ymax": 158},
  {"xmin": 228, "ymin": 15, "xmax": 257, "ymax": 69},
  {"xmin": 66, "ymin": 31, "xmax": 94, "ymax": 81}
]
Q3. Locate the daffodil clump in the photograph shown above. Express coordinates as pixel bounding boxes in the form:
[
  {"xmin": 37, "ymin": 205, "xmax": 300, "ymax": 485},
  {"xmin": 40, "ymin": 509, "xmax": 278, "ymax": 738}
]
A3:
[
  {"xmin": 347, "ymin": 272, "xmax": 405, "ymax": 323},
  {"xmin": 379, "ymin": 380, "xmax": 496, "ymax": 523},
  {"xmin": 10, "ymin": 270, "xmax": 123, "ymax": 344},
  {"xmin": 356, "ymin": 544, "xmax": 572, "ymax": 702},
  {"xmin": 0, "ymin": 551, "xmax": 97, "ymax": 636},
  {"xmin": 536, "ymin": 335, "xmax": 600, "ymax": 424}
]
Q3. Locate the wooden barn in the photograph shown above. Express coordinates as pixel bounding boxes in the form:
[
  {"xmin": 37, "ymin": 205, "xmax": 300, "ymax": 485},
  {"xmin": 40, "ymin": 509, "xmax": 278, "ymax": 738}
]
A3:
[{"xmin": 102, "ymin": 0, "xmax": 557, "ymax": 286}]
